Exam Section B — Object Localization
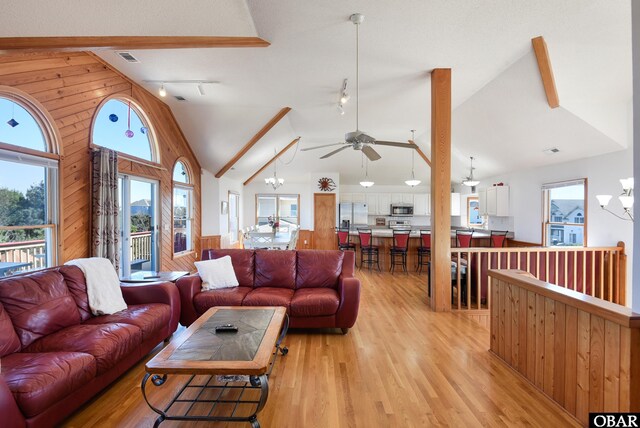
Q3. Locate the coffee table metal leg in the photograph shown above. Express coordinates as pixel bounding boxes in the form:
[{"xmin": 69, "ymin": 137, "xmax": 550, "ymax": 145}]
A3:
[
  {"xmin": 276, "ymin": 314, "xmax": 289, "ymax": 356},
  {"xmin": 248, "ymin": 373, "xmax": 269, "ymax": 427},
  {"xmin": 141, "ymin": 373, "xmax": 169, "ymax": 426}
]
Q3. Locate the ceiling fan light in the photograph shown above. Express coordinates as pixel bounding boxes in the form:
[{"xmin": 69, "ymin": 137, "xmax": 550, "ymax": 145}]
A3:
[
  {"xmin": 340, "ymin": 93, "xmax": 350, "ymax": 104},
  {"xmin": 360, "ymin": 180, "xmax": 374, "ymax": 188},
  {"xmin": 405, "ymin": 179, "xmax": 421, "ymax": 187}
]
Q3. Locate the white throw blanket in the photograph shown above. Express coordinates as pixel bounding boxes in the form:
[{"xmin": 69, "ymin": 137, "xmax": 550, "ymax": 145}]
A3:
[{"xmin": 65, "ymin": 257, "xmax": 127, "ymax": 316}]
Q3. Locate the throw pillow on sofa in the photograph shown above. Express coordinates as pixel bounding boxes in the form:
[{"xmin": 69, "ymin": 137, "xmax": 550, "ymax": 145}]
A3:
[{"xmin": 195, "ymin": 256, "xmax": 239, "ymax": 291}]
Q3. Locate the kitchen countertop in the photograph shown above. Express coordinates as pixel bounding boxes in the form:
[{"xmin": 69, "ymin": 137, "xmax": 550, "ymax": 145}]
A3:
[{"xmin": 345, "ymin": 227, "xmax": 514, "ymax": 239}]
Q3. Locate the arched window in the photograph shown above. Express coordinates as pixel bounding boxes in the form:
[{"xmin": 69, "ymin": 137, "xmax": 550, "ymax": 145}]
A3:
[
  {"xmin": 173, "ymin": 159, "xmax": 194, "ymax": 255},
  {"xmin": 0, "ymin": 89, "xmax": 59, "ymax": 276},
  {"xmin": 92, "ymin": 97, "xmax": 157, "ymax": 162}
]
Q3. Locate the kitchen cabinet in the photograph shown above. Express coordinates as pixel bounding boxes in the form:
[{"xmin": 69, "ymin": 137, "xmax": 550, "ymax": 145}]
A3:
[
  {"xmin": 451, "ymin": 192, "xmax": 461, "ymax": 216},
  {"xmin": 366, "ymin": 194, "xmax": 378, "ymax": 215},
  {"xmin": 402, "ymin": 194, "xmax": 414, "ymax": 204},
  {"xmin": 481, "ymin": 186, "xmax": 510, "ymax": 216},
  {"xmin": 390, "ymin": 193, "xmax": 403, "ymax": 204},
  {"xmin": 340, "ymin": 193, "xmax": 352, "ymax": 203},
  {"xmin": 414, "ymin": 193, "xmax": 430, "ymax": 216},
  {"xmin": 378, "ymin": 194, "xmax": 391, "ymax": 215},
  {"xmin": 352, "ymin": 193, "xmax": 366, "ymax": 203}
]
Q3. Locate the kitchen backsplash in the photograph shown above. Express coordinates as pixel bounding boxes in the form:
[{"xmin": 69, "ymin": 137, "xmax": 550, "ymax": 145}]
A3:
[
  {"xmin": 367, "ymin": 215, "xmax": 430, "ymax": 226},
  {"xmin": 487, "ymin": 216, "xmax": 514, "ymax": 231}
]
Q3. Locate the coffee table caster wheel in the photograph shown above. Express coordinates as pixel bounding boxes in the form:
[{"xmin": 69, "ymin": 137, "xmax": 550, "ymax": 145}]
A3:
[
  {"xmin": 250, "ymin": 416, "xmax": 260, "ymax": 428},
  {"xmin": 279, "ymin": 346, "xmax": 288, "ymax": 356},
  {"xmin": 249, "ymin": 376, "xmax": 261, "ymax": 387}
]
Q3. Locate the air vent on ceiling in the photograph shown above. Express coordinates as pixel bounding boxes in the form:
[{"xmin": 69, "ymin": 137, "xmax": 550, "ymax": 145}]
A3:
[
  {"xmin": 543, "ymin": 147, "xmax": 560, "ymax": 155},
  {"xmin": 174, "ymin": 95, "xmax": 187, "ymax": 101},
  {"xmin": 116, "ymin": 52, "xmax": 140, "ymax": 63}
]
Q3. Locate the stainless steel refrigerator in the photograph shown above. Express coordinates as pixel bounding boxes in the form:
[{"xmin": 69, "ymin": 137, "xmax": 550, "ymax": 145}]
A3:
[{"xmin": 339, "ymin": 203, "xmax": 368, "ymax": 228}]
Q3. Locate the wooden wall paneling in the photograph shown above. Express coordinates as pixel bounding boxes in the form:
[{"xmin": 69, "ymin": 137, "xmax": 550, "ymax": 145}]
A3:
[
  {"xmin": 297, "ymin": 230, "xmax": 313, "ymax": 250},
  {"xmin": 0, "ymin": 51, "xmax": 202, "ymax": 271},
  {"xmin": 518, "ymin": 287, "xmax": 528, "ymax": 376},
  {"xmin": 564, "ymin": 305, "xmax": 578, "ymax": 413},
  {"xmin": 535, "ymin": 293, "xmax": 545, "ymax": 389},
  {"xmin": 589, "ymin": 315, "xmax": 605, "ymax": 413},
  {"xmin": 543, "ymin": 297, "xmax": 555, "ymax": 397},
  {"xmin": 553, "ymin": 301, "xmax": 566, "ymax": 403},
  {"xmin": 526, "ymin": 290, "xmax": 536, "ymax": 381},
  {"xmin": 604, "ymin": 320, "xmax": 621, "ymax": 410},
  {"xmin": 576, "ymin": 310, "xmax": 591, "ymax": 424},
  {"xmin": 201, "ymin": 235, "xmax": 221, "ymax": 250}
]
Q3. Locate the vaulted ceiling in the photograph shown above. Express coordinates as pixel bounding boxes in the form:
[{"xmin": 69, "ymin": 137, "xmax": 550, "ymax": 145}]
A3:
[{"xmin": 0, "ymin": 0, "xmax": 632, "ymax": 185}]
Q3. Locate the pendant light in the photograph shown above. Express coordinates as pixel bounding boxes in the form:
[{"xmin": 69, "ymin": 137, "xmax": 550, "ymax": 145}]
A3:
[
  {"xmin": 360, "ymin": 154, "xmax": 374, "ymax": 188},
  {"xmin": 405, "ymin": 130, "xmax": 421, "ymax": 187},
  {"xmin": 462, "ymin": 156, "xmax": 480, "ymax": 187}
]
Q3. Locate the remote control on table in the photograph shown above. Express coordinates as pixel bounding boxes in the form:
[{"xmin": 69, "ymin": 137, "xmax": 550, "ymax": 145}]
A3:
[{"xmin": 215, "ymin": 324, "xmax": 238, "ymax": 333}]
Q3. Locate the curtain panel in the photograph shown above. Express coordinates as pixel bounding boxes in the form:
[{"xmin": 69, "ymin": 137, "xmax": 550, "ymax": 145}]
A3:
[{"xmin": 91, "ymin": 148, "xmax": 120, "ymax": 270}]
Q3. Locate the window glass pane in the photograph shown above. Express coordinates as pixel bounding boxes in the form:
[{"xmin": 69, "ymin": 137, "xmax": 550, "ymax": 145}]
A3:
[
  {"xmin": 173, "ymin": 187, "xmax": 192, "ymax": 253},
  {"xmin": 173, "ymin": 161, "xmax": 189, "ymax": 183},
  {"xmin": 545, "ymin": 182, "xmax": 585, "ymax": 246},
  {"xmin": 257, "ymin": 196, "xmax": 276, "ymax": 225},
  {"xmin": 0, "ymin": 97, "xmax": 46, "ymax": 152},
  {"xmin": 0, "ymin": 159, "xmax": 46, "ymax": 226},
  {"xmin": 0, "ymin": 227, "xmax": 48, "ymax": 277},
  {"xmin": 93, "ymin": 99, "xmax": 152, "ymax": 161},
  {"xmin": 229, "ymin": 193, "xmax": 239, "ymax": 242}
]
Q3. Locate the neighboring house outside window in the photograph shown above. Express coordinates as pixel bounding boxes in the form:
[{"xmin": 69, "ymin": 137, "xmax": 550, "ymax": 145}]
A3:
[
  {"xmin": 0, "ymin": 91, "xmax": 59, "ymax": 277},
  {"xmin": 542, "ymin": 179, "xmax": 586, "ymax": 246}
]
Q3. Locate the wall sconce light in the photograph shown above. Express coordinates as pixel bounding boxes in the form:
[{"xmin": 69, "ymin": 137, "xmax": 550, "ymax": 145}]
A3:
[{"xmin": 596, "ymin": 177, "xmax": 634, "ymax": 221}]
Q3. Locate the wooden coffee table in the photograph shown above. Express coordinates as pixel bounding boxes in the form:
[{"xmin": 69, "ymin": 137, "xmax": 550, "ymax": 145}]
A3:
[{"xmin": 142, "ymin": 306, "xmax": 289, "ymax": 428}]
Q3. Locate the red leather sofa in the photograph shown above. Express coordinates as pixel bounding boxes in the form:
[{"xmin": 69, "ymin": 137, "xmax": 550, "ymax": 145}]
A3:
[
  {"xmin": 0, "ymin": 266, "xmax": 180, "ymax": 428},
  {"xmin": 177, "ymin": 249, "xmax": 360, "ymax": 333}
]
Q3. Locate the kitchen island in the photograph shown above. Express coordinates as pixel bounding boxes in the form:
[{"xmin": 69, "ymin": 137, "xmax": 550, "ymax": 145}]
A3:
[{"xmin": 344, "ymin": 227, "xmax": 515, "ymax": 271}]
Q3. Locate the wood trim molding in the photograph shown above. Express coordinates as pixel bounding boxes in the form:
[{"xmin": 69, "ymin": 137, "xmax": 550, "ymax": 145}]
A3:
[
  {"xmin": 430, "ymin": 68, "xmax": 452, "ymax": 312},
  {"xmin": 409, "ymin": 139, "xmax": 431, "ymax": 167},
  {"xmin": 0, "ymin": 36, "xmax": 270, "ymax": 53},
  {"xmin": 243, "ymin": 137, "xmax": 300, "ymax": 185},
  {"xmin": 531, "ymin": 36, "xmax": 559, "ymax": 108},
  {"xmin": 215, "ymin": 107, "xmax": 292, "ymax": 178}
]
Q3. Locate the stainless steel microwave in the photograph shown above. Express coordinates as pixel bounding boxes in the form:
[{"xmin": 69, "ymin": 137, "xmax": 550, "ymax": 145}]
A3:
[{"xmin": 390, "ymin": 204, "xmax": 414, "ymax": 216}]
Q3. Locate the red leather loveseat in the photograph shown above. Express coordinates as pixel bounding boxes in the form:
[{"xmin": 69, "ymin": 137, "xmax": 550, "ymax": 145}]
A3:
[
  {"xmin": 177, "ymin": 249, "xmax": 360, "ymax": 333},
  {"xmin": 0, "ymin": 266, "xmax": 180, "ymax": 428}
]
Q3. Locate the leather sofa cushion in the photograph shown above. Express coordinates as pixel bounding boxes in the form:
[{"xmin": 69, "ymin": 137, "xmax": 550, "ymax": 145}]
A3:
[
  {"xmin": 2, "ymin": 352, "xmax": 96, "ymax": 418},
  {"xmin": 0, "ymin": 270, "xmax": 81, "ymax": 347},
  {"xmin": 59, "ymin": 265, "xmax": 92, "ymax": 321},
  {"xmin": 25, "ymin": 323, "xmax": 142, "ymax": 374},
  {"xmin": 208, "ymin": 249, "xmax": 255, "ymax": 287},
  {"xmin": 291, "ymin": 288, "xmax": 340, "ymax": 317},
  {"xmin": 83, "ymin": 304, "xmax": 170, "ymax": 341},
  {"xmin": 0, "ymin": 302, "xmax": 21, "ymax": 357},
  {"xmin": 296, "ymin": 251, "xmax": 343, "ymax": 289},
  {"xmin": 254, "ymin": 250, "xmax": 296, "ymax": 289},
  {"xmin": 242, "ymin": 287, "xmax": 294, "ymax": 311},
  {"xmin": 193, "ymin": 287, "xmax": 252, "ymax": 314}
]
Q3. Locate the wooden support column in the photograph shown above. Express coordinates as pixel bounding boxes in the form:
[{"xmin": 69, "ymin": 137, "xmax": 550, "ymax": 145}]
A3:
[{"xmin": 430, "ymin": 68, "xmax": 452, "ymax": 312}]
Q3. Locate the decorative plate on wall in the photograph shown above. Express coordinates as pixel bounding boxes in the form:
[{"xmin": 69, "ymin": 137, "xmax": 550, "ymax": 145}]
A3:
[{"xmin": 317, "ymin": 177, "xmax": 336, "ymax": 192}]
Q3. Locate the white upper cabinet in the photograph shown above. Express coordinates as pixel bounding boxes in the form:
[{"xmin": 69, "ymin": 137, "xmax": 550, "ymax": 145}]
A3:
[
  {"xmin": 352, "ymin": 193, "xmax": 366, "ymax": 203},
  {"xmin": 451, "ymin": 192, "xmax": 461, "ymax": 216},
  {"xmin": 478, "ymin": 189, "xmax": 487, "ymax": 215},
  {"xmin": 378, "ymin": 194, "xmax": 391, "ymax": 215},
  {"xmin": 365, "ymin": 194, "xmax": 378, "ymax": 215},
  {"xmin": 402, "ymin": 194, "xmax": 414, "ymax": 204},
  {"xmin": 482, "ymin": 186, "xmax": 510, "ymax": 216},
  {"xmin": 390, "ymin": 193, "xmax": 403, "ymax": 204},
  {"xmin": 413, "ymin": 193, "xmax": 430, "ymax": 216},
  {"xmin": 340, "ymin": 193, "xmax": 352, "ymax": 203}
]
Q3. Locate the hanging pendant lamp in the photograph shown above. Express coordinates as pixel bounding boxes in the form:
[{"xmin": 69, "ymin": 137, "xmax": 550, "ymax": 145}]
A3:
[{"xmin": 405, "ymin": 130, "xmax": 421, "ymax": 187}]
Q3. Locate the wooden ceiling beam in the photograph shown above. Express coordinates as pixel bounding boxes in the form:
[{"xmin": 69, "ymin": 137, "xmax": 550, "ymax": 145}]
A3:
[
  {"xmin": 409, "ymin": 140, "xmax": 431, "ymax": 167},
  {"xmin": 0, "ymin": 36, "xmax": 270, "ymax": 53},
  {"xmin": 531, "ymin": 36, "xmax": 559, "ymax": 108},
  {"xmin": 243, "ymin": 137, "xmax": 301, "ymax": 186},
  {"xmin": 215, "ymin": 107, "xmax": 291, "ymax": 178}
]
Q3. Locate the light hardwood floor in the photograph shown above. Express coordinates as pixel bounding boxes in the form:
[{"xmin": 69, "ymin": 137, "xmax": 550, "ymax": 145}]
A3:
[{"xmin": 62, "ymin": 270, "xmax": 579, "ymax": 427}]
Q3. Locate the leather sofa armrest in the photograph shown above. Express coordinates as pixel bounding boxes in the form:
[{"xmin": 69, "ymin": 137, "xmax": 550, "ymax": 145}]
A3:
[
  {"xmin": 120, "ymin": 281, "xmax": 180, "ymax": 335},
  {"xmin": 335, "ymin": 274, "xmax": 361, "ymax": 329},
  {"xmin": 175, "ymin": 274, "xmax": 202, "ymax": 327},
  {"xmin": 0, "ymin": 375, "xmax": 25, "ymax": 428}
]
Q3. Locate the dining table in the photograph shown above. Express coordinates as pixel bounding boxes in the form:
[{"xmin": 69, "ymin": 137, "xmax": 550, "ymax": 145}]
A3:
[{"xmin": 245, "ymin": 230, "xmax": 293, "ymax": 250}]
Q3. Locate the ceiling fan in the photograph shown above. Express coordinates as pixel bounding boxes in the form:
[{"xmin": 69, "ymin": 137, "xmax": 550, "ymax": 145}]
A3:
[{"xmin": 301, "ymin": 13, "xmax": 418, "ymax": 161}]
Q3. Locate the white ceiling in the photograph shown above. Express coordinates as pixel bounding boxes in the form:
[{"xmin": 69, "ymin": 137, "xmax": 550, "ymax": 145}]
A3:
[{"xmin": 1, "ymin": 0, "xmax": 632, "ymax": 185}]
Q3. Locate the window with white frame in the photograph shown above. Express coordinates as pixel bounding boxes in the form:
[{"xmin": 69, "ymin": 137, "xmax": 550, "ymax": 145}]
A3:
[
  {"xmin": 0, "ymin": 94, "xmax": 58, "ymax": 276},
  {"xmin": 542, "ymin": 179, "xmax": 586, "ymax": 246},
  {"xmin": 173, "ymin": 160, "xmax": 193, "ymax": 255},
  {"xmin": 256, "ymin": 194, "xmax": 300, "ymax": 229}
]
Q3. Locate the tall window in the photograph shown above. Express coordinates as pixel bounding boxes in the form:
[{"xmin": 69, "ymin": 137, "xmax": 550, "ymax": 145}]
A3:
[
  {"xmin": 173, "ymin": 160, "xmax": 193, "ymax": 255},
  {"xmin": 228, "ymin": 192, "xmax": 240, "ymax": 243},
  {"xmin": 0, "ymin": 94, "xmax": 58, "ymax": 276},
  {"xmin": 542, "ymin": 179, "xmax": 586, "ymax": 246},
  {"xmin": 256, "ymin": 194, "xmax": 300, "ymax": 228},
  {"xmin": 92, "ymin": 98, "xmax": 157, "ymax": 162}
]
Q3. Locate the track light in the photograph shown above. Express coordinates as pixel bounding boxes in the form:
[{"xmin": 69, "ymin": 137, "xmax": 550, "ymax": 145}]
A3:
[
  {"xmin": 337, "ymin": 104, "xmax": 345, "ymax": 115},
  {"xmin": 339, "ymin": 79, "xmax": 350, "ymax": 104},
  {"xmin": 158, "ymin": 83, "xmax": 167, "ymax": 97},
  {"xmin": 197, "ymin": 83, "xmax": 205, "ymax": 96}
]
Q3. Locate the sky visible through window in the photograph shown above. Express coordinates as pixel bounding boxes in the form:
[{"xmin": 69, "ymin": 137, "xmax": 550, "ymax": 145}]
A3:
[
  {"xmin": 0, "ymin": 98, "xmax": 46, "ymax": 193},
  {"xmin": 93, "ymin": 99, "xmax": 152, "ymax": 161}
]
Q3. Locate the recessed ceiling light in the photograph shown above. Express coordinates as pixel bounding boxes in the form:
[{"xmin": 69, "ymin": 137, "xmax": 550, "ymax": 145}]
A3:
[{"xmin": 543, "ymin": 147, "xmax": 560, "ymax": 155}]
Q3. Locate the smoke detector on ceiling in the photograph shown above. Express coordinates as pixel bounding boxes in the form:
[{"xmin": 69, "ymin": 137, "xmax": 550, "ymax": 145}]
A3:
[
  {"xmin": 543, "ymin": 147, "xmax": 560, "ymax": 155},
  {"xmin": 116, "ymin": 52, "xmax": 140, "ymax": 63}
]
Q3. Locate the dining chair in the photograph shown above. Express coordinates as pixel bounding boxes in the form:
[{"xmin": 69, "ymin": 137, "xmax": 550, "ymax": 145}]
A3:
[
  {"xmin": 390, "ymin": 230, "xmax": 411, "ymax": 274},
  {"xmin": 490, "ymin": 230, "xmax": 508, "ymax": 247}
]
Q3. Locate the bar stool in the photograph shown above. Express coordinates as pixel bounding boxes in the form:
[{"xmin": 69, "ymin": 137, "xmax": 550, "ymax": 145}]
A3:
[
  {"xmin": 389, "ymin": 230, "xmax": 411, "ymax": 274},
  {"xmin": 416, "ymin": 230, "xmax": 431, "ymax": 274},
  {"xmin": 337, "ymin": 227, "xmax": 356, "ymax": 252},
  {"xmin": 358, "ymin": 228, "xmax": 381, "ymax": 271},
  {"xmin": 490, "ymin": 230, "xmax": 508, "ymax": 247},
  {"xmin": 455, "ymin": 229, "xmax": 474, "ymax": 248}
]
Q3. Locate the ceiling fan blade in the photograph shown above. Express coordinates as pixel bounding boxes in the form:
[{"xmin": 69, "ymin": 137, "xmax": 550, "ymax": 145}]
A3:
[
  {"xmin": 301, "ymin": 142, "xmax": 345, "ymax": 152},
  {"xmin": 374, "ymin": 140, "xmax": 419, "ymax": 149},
  {"xmin": 320, "ymin": 145, "xmax": 350, "ymax": 159},
  {"xmin": 362, "ymin": 145, "xmax": 382, "ymax": 161}
]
